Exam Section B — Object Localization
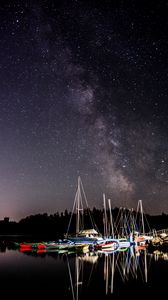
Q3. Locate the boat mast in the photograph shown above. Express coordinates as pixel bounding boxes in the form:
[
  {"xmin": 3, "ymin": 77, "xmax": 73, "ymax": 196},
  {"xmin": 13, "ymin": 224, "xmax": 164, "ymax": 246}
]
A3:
[
  {"xmin": 108, "ymin": 198, "xmax": 114, "ymax": 239},
  {"xmin": 103, "ymin": 193, "xmax": 108, "ymax": 238},
  {"xmin": 66, "ymin": 176, "xmax": 84, "ymax": 236},
  {"xmin": 67, "ymin": 176, "xmax": 100, "ymax": 236},
  {"xmin": 76, "ymin": 176, "xmax": 84, "ymax": 234},
  {"xmin": 137, "ymin": 199, "xmax": 145, "ymax": 234}
]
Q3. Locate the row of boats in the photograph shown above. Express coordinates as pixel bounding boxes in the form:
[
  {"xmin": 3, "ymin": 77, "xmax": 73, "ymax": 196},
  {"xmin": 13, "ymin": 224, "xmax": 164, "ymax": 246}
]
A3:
[{"xmin": 13, "ymin": 230, "xmax": 153, "ymax": 254}]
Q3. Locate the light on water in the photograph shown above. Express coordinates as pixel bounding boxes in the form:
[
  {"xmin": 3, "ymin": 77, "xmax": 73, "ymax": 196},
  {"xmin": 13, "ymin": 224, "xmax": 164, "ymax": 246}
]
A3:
[{"xmin": 0, "ymin": 244, "xmax": 168, "ymax": 298}]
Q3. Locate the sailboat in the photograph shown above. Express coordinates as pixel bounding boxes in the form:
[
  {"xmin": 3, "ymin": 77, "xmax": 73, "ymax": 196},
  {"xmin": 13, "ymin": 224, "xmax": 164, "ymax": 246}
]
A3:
[
  {"xmin": 94, "ymin": 194, "xmax": 119, "ymax": 252},
  {"xmin": 66, "ymin": 176, "xmax": 103, "ymax": 246},
  {"xmin": 129, "ymin": 200, "xmax": 153, "ymax": 245}
]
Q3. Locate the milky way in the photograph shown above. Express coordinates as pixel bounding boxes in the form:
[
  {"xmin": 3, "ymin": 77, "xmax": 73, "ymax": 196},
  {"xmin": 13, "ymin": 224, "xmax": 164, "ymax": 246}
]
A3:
[{"xmin": 0, "ymin": 0, "xmax": 168, "ymax": 220}]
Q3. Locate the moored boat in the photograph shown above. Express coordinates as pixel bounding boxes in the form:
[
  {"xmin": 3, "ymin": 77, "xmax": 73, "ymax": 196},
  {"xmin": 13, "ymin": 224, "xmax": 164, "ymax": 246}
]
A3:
[
  {"xmin": 66, "ymin": 176, "xmax": 103, "ymax": 246},
  {"xmin": 94, "ymin": 238, "xmax": 119, "ymax": 251}
]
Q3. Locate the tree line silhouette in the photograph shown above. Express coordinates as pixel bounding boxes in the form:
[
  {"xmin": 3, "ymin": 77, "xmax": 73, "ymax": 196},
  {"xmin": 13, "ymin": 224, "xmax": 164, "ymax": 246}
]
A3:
[{"xmin": 0, "ymin": 207, "xmax": 168, "ymax": 239}]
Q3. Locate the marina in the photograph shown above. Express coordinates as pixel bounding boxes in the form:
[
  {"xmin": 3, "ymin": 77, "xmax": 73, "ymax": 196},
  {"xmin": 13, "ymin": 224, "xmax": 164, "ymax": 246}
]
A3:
[
  {"xmin": 10, "ymin": 177, "xmax": 168, "ymax": 255},
  {"xmin": 0, "ymin": 176, "xmax": 167, "ymax": 297}
]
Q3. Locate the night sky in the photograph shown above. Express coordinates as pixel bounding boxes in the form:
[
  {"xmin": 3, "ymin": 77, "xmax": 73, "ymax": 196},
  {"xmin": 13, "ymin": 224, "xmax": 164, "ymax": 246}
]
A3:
[{"xmin": 0, "ymin": 0, "xmax": 168, "ymax": 221}]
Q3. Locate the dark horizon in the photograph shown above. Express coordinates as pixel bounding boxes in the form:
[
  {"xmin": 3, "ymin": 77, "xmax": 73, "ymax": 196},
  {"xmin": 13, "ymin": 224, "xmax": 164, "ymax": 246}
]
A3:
[{"xmin": 0, "ymin": 205, "xmax": 168, "ymax": 226}]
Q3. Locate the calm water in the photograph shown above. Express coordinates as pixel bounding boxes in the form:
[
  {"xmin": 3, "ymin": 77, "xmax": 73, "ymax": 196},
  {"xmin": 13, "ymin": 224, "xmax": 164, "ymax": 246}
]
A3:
[{"xmin": 0, "ymin": 241, "xmax": 168, "ymax": 299}]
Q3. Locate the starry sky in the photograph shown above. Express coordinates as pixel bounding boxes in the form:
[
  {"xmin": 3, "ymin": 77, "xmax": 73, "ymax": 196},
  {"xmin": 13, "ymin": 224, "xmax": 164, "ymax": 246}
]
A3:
[{"xmin": 0, "ymin": 0, "xmax": 168, "ymax": 221}]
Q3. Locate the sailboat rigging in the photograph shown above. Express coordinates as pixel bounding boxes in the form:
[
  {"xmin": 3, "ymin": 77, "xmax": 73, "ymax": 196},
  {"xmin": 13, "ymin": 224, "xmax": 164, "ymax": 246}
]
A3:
[{"xmin": 66, "ymin": 176, "xmax": 103, "ymax": 244}]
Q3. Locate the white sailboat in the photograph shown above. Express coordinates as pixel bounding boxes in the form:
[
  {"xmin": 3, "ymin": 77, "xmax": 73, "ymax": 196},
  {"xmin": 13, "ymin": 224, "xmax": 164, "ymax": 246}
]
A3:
[
  {"xmin": 66, "ymin": 176, "xmax": 103, "ymax": 245},
  {"xmin": 102, "ymin": 194, "xmax": 130, "ymax": 250},
  {"xmin": 130, "ymin": 200, "xmax": 153, "ymax": 245},
  {"xmin": 95, "ymin": 194, "xmax": 119, "ymax": 252}
]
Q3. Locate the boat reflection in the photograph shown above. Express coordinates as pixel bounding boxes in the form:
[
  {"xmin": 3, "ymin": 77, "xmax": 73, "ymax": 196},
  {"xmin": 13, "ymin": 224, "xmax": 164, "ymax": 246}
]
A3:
[
  {"xmin": 101, "ymin": 244, "xmax": 150, "ymax": 296},
  {"xmin": 152, "ymin": 249, "xmax": 168, "ymax": 261},
  {"xmin": 1, "ymin": 240, "xmax": 165, "ymax": 299},
  {"xmin": 66, "ymin": 251, "xmax": 99, "ymax": 300},
  {"xmin": 65, "ymin": 245, "xmax": 151, "ymax": 299}
]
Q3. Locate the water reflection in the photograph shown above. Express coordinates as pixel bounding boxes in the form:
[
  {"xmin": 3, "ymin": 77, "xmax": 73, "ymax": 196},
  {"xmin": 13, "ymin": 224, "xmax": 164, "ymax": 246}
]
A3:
[
  {"xmin": 0, "ymin": 240, "xmax": 168, "ymax": 297},
  {"xmin": 66, "ymin": 252, "xmax": 99, "ymax": 300},
  {"xmin": 152, "ymin": 249, "xmax": 168, "ymax": 261},
  {"xmin": 63, "ymin": 245, "xmax": 153, "ymax": 299},
  {"xmin": 0, "ymin": 241, "xmax": 6, "ymax": 252},
  {"xmin": 97, "ymin": 245, "xmax": 150, "ymax": 296}
]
